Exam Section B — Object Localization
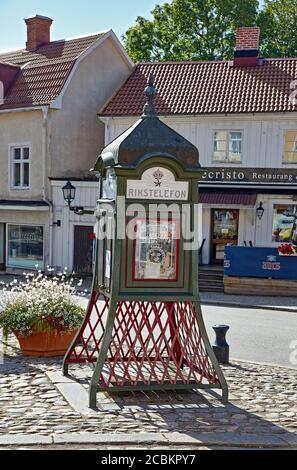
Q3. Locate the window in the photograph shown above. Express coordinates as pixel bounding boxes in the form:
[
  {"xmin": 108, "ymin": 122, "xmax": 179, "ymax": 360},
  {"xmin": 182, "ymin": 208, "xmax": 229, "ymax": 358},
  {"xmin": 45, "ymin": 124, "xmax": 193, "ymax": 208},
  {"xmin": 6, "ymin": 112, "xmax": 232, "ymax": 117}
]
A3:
[
  {"xmin": 133, "ymin": 219, "xmax": 179, "ymax": 281},
  {"xmin": 272, "ymin": 205, "xmax": 297, "ymax": 244},
  {"xmin": 284, "ymin": 131, "xmax": 297, "ymax": 162},
  {"xmin": 7, "ymin": 225, "xmax": 44, "ymax": 269},
  {"xmin": 213, "ymin": 130, "xmax": 242, "ymax": 162},
  {"xmin": 11, "ymin": 146, "xmax": 30, "ymax": 188}
]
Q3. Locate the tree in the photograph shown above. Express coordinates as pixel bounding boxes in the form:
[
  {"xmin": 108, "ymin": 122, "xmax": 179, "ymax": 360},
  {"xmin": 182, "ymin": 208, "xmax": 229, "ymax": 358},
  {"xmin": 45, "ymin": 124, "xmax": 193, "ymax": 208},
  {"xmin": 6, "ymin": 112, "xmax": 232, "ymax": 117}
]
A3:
[
  {"xmin": 123, "ymin": 0, "xmax": 259, "ymax": 62},
  {"xmin": 123, "ymin": 0, "xmax": 297, "ymax": 62},
  {"xmin": 259, "ymin": 0, "xmax": 297, "ymax": 58}
]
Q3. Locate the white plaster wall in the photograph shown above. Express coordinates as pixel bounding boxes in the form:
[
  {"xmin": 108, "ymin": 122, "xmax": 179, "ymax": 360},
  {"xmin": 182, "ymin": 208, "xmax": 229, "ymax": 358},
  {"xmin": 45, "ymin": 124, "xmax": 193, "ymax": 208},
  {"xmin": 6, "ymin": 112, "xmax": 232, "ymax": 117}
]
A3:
[
  {"xmin": 106, "ymin": 115, "xmax": 297, "ymax": 169},
  {"xmin": 51, "ymin": 181, "xmax": 97, "ymax": 271}
]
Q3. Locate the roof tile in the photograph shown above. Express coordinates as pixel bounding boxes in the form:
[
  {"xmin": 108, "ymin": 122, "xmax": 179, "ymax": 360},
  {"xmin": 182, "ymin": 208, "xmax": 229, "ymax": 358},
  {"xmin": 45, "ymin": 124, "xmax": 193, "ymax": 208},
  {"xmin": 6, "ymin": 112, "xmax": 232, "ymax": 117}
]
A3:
[
  {"xmin": 102, "ymin": 59, "xmax": 297, "ymax": 116},
  {"xmin": 0, "ymin": 33, "xmax": 103, "ymax": 109}
]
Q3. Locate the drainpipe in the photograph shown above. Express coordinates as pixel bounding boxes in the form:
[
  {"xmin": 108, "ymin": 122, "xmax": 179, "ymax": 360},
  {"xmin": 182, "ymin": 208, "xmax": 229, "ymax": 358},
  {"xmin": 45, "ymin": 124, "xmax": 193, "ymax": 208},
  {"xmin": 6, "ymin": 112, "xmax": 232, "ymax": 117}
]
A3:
[
  {"xmin": 98, "ymin": 116, "xmax": 110, "ymax": 146},
  {"xmin": 42, "ymin": 106, "xmax": 53, "ymax": 267}
]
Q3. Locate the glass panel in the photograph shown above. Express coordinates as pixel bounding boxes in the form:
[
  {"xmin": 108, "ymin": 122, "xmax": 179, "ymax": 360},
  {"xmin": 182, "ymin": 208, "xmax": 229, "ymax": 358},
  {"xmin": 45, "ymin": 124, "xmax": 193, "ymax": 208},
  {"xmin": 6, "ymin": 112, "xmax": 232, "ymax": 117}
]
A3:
[
  {"xmin": 133, "ymin": 219, "xmax": 179, "ymax": 280},
  {"xmin": 13, "ymin": 163, "xmax": 21, "ymax": 187},
  {"xmin": 23, "ymin": 147, "xmax": 30, "ymax": 160},
  {"xmin": 284, "ymin": 131, "xmax": 297, "ymax": 162},
  {"xmin": 213, "ymin": 210, "xmax": 239, "ymax": 241},
  {"xmin": 228, "ymin": 131, "xmax": 242, "ymax": 161},
  {"xmin": 213, "ymin": 131, "xmax": 227, "ymax": 161},
  {"xmin": 23, "ymin": 163, "xmax": 29, "ymax": 187},
  {"xmin": 7, "ymin": 225, "xmax": 44, "ymax": 269},
  {"xmin": 13, "ymin": 148, "xmax": 21, "ymax": 160},
  {"xmin": 272, "ymin": 205, "xmax": 297, "ymax": 243}
]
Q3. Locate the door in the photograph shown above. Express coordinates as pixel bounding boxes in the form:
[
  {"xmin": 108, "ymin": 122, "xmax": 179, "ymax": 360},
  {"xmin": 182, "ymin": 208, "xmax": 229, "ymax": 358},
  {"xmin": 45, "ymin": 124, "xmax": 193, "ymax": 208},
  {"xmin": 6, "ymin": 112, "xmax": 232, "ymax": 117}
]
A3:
[
  {"xmin": 73, "ymin": 225, "xmax": 94, "ymax": 274},
  {"xmin": 0, "ymin": 223, "xmax": 5, "ymax": 270},
  {"xmin": 211, "ymin": 209, "xmax": 239, "ymax": 263}
]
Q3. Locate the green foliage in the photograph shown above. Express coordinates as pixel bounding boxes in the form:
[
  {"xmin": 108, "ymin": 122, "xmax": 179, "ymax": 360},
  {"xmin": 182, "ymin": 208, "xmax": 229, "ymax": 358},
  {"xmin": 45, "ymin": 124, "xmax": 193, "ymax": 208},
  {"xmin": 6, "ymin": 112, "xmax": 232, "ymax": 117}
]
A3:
[
  {"xmin": 259, "ymin": 0, "xmax": 297, "ymax": 58},
  {"xmin": 123, "ymin": 0, "xmax": 296, "ymax": 62}
]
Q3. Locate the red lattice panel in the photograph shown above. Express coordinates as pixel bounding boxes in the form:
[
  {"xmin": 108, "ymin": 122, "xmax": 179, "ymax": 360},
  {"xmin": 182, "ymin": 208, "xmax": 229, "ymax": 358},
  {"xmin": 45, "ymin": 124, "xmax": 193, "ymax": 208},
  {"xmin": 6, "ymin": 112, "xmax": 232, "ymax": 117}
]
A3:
[{"xmin": 65, "ymin": 294, "xmax": 219, "ymax": 388}]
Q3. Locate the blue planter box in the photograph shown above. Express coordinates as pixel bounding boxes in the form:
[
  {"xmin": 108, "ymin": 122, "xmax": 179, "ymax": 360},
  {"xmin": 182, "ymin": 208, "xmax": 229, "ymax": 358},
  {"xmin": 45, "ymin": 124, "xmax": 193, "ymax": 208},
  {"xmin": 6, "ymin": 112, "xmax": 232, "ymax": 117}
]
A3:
[{"xmin": 224, "ymin": 246, "xmax": 297, "ymax": 280}]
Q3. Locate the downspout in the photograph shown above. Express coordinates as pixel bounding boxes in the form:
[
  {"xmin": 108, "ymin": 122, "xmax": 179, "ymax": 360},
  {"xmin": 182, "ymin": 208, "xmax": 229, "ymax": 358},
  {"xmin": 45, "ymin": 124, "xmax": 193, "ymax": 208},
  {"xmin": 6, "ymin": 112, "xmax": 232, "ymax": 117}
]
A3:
[
  {"xmin": 42, "ymin": 106, "xmax": 53, "ymax": 267},
  {"xmin": 98, "ymin": 116, "xmax": 110, "ymax": 146}
]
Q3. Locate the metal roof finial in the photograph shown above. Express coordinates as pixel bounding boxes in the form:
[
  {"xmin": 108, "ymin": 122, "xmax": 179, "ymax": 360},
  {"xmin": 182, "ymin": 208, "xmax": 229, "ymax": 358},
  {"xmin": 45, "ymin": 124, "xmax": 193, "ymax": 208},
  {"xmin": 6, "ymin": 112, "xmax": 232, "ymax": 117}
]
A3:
[{"xmin": 142, "ymin": 73, "xmax": 157, "ymax": 117}]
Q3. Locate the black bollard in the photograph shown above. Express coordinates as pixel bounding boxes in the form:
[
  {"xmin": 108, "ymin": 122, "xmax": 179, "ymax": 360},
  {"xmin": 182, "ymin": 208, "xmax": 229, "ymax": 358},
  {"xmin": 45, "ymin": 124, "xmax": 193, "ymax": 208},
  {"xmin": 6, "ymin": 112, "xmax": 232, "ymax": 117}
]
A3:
[{"xmin": 212, "ymin": 324, "xmax": 229, "ymax": 364}]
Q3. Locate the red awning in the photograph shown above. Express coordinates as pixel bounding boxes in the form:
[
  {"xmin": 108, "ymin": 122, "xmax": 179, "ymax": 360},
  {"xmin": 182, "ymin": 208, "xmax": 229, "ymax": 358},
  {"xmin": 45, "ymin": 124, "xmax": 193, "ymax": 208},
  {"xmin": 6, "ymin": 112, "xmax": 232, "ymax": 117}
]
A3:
[{"xmin": 198, "ymin": 191, "xmax": 257, "ymax": 206}]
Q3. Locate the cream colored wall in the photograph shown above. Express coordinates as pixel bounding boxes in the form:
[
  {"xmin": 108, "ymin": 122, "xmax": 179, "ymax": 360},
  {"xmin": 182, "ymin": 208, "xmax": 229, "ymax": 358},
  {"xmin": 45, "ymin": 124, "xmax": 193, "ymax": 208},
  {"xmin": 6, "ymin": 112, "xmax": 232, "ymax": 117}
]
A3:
[
  {"xmin": 50, "ymin": 37, "xmax": 132, "ymax": 179},
  {"xmin": 0, "ymin": 110, "xmax": 44, "ymax": 199}
]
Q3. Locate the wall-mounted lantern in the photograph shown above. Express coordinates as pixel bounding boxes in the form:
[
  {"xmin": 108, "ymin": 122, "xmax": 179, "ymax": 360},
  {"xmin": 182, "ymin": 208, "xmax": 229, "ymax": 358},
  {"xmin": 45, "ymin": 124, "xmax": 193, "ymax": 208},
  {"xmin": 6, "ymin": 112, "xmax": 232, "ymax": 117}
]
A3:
[
  {"xmin": 62, "ymin": 180, "xmax": 93, "ymax": 215},
  {"xmin": 256, "ymin": 201, "xmax": 264, "ymax": 220}
]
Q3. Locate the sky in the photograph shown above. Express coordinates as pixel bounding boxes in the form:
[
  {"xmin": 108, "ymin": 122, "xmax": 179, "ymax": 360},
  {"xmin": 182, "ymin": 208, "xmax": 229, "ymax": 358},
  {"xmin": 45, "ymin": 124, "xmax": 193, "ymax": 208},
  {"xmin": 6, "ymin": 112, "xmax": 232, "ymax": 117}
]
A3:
[{"xmin": 0, "ymin": 0, "xmax": 166, "ymax": 52}]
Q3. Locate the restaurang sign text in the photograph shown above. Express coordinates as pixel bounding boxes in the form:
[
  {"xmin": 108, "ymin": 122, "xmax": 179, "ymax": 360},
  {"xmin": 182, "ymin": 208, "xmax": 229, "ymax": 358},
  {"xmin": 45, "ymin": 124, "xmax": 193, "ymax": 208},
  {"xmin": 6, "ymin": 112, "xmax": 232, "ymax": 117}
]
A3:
[{"xmin": 200, "ymin": 168, "xmax": 297, "ymax": 185}]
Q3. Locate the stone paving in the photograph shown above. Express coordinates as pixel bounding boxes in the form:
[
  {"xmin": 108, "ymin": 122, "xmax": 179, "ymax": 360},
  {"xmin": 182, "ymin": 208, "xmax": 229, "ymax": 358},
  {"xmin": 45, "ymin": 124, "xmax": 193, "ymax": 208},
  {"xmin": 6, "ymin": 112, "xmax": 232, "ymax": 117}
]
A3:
[{"xmin": 0, "ymin": 335, "xmax": 297, "ymax": 442}]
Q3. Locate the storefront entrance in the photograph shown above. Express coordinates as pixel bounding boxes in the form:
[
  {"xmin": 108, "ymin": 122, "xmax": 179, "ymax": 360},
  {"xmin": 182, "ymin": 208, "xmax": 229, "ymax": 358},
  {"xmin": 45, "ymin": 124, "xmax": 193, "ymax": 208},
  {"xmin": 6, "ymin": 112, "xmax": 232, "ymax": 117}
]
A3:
[
  {"xmin": 211, "ymin": 209, "xmax": 239, "ymax": 263},
  {"xmin": 73, "ymin": 225, "xmax": 94, "ymax": 274},
  {"xmin": 0, "ymin": 223, "xmax": 5, "ymax": 270}
]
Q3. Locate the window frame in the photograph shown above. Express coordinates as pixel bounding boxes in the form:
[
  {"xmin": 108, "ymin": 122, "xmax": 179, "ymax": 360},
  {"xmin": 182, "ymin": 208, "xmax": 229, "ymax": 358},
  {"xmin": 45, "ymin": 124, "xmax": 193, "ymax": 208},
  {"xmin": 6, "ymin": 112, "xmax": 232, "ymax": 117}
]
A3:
[
  {"xmin": 6, "ymin": 223, "xmax": 45, "ymax": 270},
  {"xmin": 212, "ymin": 130, "xmax": 243, "ymax": 163},
  {"xmin": 9, "ymin": 143, "xmax": 31, "ymax": 190},
  {"xmin": 283, "ymin": 130, "xmax": 297, "ymax": 164}
]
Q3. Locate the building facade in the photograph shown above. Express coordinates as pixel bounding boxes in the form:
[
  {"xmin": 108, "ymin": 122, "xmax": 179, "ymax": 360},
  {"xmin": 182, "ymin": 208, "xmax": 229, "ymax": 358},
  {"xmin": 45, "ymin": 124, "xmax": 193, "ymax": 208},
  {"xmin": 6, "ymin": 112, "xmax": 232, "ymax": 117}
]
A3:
[
  {"xmin": 98, "ymin": 27, "xmax": 297, "ymax": 265},
  {"xmin": 0, "ymin": 15, "xmax": 133, "ymax": 273}
]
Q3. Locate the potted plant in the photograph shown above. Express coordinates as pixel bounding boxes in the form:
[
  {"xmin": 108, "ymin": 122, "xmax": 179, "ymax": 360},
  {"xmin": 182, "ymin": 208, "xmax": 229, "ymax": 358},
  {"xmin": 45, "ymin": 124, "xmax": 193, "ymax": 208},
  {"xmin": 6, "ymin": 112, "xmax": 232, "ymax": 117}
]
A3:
[{"xmin": 0, "ymin": 269, "xmax": 85, "ymax": 357}]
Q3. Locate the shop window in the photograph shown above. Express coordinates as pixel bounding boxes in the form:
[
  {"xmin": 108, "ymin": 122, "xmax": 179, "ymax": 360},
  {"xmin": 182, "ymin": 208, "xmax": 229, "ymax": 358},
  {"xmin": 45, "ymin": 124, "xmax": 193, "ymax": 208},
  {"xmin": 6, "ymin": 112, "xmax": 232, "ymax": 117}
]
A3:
[
  {"xmin": 283, "ymin": 131, "xmax": 297, "ymax": 162},
  {"xmin": 7, "ymin": 225, "xmax": 44, "ymax": 269},
  {"xmin": 272, "ymin": 205, "xmax": 297, "ymax": 244},
  {"xmin": 213, "ymin": 131, "xmax": 242, "ymax": 162},
  {"xmin": 11, "ymin": 145, "xmax": 30, "ymax": 189}
]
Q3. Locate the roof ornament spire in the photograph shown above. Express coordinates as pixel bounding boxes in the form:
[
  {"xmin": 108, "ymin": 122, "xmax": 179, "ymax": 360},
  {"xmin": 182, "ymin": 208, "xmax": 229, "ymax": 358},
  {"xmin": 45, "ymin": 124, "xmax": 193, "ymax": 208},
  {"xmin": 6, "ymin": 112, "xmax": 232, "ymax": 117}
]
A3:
[{"xmin": 142, "ymin": 73, "xmax": 157, "ymax": 118}]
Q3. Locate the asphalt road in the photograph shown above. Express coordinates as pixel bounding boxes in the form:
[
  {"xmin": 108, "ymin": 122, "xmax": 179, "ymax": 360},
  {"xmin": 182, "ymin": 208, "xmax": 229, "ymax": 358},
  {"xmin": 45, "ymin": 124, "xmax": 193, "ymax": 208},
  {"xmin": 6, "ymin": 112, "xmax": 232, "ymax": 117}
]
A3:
[{"xmin": 202, "ymin": 305, "xmax": 297, "ymax": 369}]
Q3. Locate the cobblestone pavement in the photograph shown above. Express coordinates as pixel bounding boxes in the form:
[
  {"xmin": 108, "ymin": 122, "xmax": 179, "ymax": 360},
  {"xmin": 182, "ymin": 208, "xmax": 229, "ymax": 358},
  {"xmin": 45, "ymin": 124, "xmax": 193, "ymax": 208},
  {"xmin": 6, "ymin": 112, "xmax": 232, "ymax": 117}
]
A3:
[{"xmin": 0, "ymin": 335, "xmax": 297, "ymax": 439}]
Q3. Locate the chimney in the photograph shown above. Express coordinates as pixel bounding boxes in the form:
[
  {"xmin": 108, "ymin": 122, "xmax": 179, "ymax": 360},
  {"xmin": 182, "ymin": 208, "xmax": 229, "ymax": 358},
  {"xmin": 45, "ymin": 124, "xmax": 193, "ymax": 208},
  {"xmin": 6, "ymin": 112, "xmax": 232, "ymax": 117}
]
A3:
[
  {"xmin": 233, "ymin": 27, "xmax": 260, "ymax": 66},
  {"xmin": 25, "ymin": 15, "xmax": 53, "ymax": 52}
]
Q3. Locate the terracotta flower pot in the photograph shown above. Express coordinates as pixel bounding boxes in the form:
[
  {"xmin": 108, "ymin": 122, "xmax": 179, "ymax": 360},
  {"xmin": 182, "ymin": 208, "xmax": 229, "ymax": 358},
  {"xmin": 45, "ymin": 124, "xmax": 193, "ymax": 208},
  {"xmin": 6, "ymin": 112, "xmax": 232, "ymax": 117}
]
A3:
[{"xmin": 14, "ymin": 329, "xmax": 78, "ymax": 357}]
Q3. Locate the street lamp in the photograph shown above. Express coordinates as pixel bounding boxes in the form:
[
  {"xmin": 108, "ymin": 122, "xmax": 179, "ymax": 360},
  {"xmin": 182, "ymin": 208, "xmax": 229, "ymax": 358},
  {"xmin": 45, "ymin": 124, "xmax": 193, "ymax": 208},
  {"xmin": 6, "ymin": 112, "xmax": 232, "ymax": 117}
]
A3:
[
  {"xmin": 62, "ymin": 180, "xmax": 93, "ymax": 215},
  {"xmin": 62, "ymin": 181, "xmax": 76, "ymax": 207},
  {"xmin": 256, "ymin": 201, "xmax": 264, "ymax": 220}
]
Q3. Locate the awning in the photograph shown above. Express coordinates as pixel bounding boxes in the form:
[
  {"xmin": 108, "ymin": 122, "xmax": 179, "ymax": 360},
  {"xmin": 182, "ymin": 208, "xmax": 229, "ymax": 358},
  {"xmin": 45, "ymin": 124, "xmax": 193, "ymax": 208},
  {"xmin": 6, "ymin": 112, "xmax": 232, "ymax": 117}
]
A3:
[
  {"xmin": 0, "ymin": 200, "xmax": 49, "ymax": 211},
  {"xmin": 198, "ymin": 191, "xmax": 257, "ymax": 206}
]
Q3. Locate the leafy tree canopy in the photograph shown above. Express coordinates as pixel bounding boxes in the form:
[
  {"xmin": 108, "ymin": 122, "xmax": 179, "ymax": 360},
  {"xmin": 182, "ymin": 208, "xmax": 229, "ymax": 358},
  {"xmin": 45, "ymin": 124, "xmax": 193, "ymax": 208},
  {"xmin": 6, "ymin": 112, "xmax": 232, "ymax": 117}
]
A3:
[{"xmin": 123, "ymin": 0, "xmax": 297, "ymax": 62}]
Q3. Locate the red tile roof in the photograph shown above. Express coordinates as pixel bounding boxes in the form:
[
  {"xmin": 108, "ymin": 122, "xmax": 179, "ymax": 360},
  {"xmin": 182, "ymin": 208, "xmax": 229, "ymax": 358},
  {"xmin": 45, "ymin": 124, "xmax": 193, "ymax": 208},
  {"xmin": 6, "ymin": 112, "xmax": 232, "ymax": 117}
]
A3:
[
  {"xmin": 101, "ymin": 59, "xmax": 297, "ymax": 116},
  {"xmin": 0, "ymin": 33, "xmax": 104, "ymax": 109}
]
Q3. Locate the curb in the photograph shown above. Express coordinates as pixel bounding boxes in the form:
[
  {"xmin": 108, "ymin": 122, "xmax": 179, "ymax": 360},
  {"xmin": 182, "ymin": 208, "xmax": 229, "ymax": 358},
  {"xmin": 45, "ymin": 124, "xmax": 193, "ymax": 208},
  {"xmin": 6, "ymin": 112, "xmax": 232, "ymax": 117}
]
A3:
[
  {"xmin": 0, "ymin": 432, "xmax": 296, "ymax": 448},
  {"xmin": 230, "ymin": 357, "xmax": 297, "ymax": 371},
  {"xmin": 201, "ymin": 300, "xmax": 297, "ymax": 313}
]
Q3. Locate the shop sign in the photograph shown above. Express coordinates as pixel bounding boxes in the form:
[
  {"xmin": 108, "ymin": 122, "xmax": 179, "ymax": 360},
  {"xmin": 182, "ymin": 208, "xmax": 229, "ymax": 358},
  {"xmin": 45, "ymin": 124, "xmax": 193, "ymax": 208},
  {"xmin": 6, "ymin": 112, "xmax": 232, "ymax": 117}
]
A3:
[
  {"xmin": 127, "ymin": 167, "xmax": 189, "ymax": 200},
  {"xmin": 200, "ymin": 168, "xmax": 297, "ymax": 185},
  {"xmin": 224, "ymin": 246, "xmax": 297, "ymax": 280}
]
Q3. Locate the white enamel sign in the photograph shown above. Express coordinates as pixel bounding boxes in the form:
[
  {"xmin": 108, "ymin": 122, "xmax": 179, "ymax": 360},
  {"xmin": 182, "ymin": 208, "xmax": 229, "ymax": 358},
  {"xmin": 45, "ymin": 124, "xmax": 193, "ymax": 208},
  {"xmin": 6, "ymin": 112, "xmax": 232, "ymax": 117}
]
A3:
[{"xmin": 126, "ymin": 167, "xmax": 189, "ymax": 201}]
